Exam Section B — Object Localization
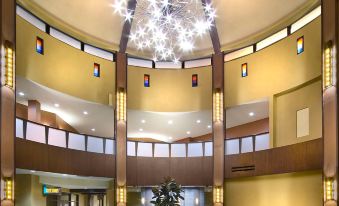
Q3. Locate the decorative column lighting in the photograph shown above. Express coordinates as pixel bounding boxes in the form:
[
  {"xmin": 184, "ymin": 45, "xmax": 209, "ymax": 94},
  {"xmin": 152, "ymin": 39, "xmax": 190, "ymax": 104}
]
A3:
[
  {"xmin": 3, "ymin": 177, "xmax": 13, "ymax": 200},
  {"xmin": 213, "ymin": 89, "xmax": 223, "ymax": 122},
  {"xmin": 117, "ymin": 186, "xmax": 126, "ymax": 204},
  {"xmin": 324, "ymin": 41, "xmax": 333, "ymax": 89},
  {"xmin": 213, "ymin": 186, "xmax": 223, "ymax": 204},
  {"xmin": 117, "ymin": 88, "xmax": 126, "ymax": 121},
  {"xmin": 3, "ymin": 41, "xmax": 14, "ymax": 89},
  {"xmin": 324, "ymin": 178, "xmax": 335, "ymax": 202}
]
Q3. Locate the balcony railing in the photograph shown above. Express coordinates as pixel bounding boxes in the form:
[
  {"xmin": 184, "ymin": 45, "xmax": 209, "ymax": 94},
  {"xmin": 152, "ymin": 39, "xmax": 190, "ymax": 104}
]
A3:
[
  {"xmin": 225, "ymin": 132, "xmax": 270, "ymax": 155},
  {"xmin": 15, "ymin": 118, "xmax": 115, "ymax": 155}
]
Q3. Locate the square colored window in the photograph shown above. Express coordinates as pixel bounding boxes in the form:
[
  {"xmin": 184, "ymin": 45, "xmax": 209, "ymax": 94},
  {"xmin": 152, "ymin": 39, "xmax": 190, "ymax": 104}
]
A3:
[
  {"xmin": 297, "ymin": 36, "xmax": 304, "ymax": 54},
  {"xmin": 241, "ymin": 63, "xmax": 248, "ymax": 77},
  {"xmin": 94, "ymin": 63, "xmax": 100, "ymax": 77},
  {"xmin": 36, "ymin": 37, "xmax": 44, "ymax": 54},
  {"xmin": 192, "ymin": 74, "xmax": 198, "ymax": 87},
  {"xmin": 144, "ymin": 74, "xmax": 150, "ymax": 87}
]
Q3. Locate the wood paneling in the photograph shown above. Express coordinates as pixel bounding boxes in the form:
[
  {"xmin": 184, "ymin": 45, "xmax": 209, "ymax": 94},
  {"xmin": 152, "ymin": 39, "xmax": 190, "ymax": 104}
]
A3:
[
  {"xmin": 225, "ymin": 138, "xmax": 323, "ymax": 178},
  {"xmin": 126, "ymin": 156, "xmax": 213, "ymax": 186},
  {"xmin": 15, "ymin": 139, "xmax": 115, "ymax": 178}
]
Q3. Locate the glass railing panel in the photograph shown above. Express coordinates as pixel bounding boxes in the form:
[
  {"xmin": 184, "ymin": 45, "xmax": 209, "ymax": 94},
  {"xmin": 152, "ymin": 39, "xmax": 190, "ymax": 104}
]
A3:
[
  {"xmin": 87, "ymin": 136, "xmax": 104, "ymax": 153},
  {"xmin": 16, "ymin": 118, "xmax": 24, "ymax": 138},
  {"xmin": 255, "ymin": 133, "xmax": 270, "ymax": 151},
  {"xmin": 225, "ymin": 139, "xmax": 240, "ymax": 155},
  {"xmin": 26, "ymin": 121, "xmax": 46, "ymax": 143},
  {"xmin": 241, "ymin": 137, "xmax": 253, "ymax": 153},
  {"xmin": 68, "ymin": 133, "xmax": 85, "ymax": 151},
  {"xmin": 127, "ymin": 141, "xmax": 136, "ymax": 156},
  {"xmin": 154, "ymin": 143, "xmax": 169, "ymax": 157},
  {"xmin": 137, "ymin": 142, "xmax": 153, "ymax": 157},
  {"xmin": 105, "ymin": 139, "xmax": 114, "ymax": 155},
  {"xmin": 187, "ymin": 143, "xmax": 203, "ymax": 157},
  {"xmin": 48, "ymin": 128, "xmax": 66, "ymax": 148},
  {"xmin": 171, "ymin": 144, "xmax": 186, "ymax": 157},
  {"xmin": 204, "ymin": 142, "xmax": 213, "ymax": 156}
]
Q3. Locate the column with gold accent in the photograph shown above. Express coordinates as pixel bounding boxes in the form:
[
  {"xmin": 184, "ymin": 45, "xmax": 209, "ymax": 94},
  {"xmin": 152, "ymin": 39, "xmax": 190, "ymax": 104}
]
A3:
[
  {"xmin": 322, "ymin": 0, "xmax": 338, "ymax": 205},
  {"xmin": 0, "ymin": 0, "xmax": 16, "ymax": 205},
  {"xmin": 115, "ymin": 52, "xmax": 127, "ymax": 206},
  {"xmin": 212, "ymin": 52, "xmax": 225, "ymax": 206}
]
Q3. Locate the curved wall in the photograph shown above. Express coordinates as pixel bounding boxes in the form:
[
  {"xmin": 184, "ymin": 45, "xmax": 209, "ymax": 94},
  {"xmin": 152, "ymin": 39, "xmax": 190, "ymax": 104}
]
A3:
[
  {"xmin": 16, "ymin": 15, "xmax": 116, "ymax": 106},
  {"xmin": 127, "ymin": 66, "xmax": 212, "ymax": 112}
]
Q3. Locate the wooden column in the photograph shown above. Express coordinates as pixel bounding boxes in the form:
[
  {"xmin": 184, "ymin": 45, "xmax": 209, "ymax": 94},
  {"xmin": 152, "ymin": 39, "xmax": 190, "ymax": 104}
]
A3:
[
  {"xmin": 28, "ymin": 100, "xmax": 41, "ymax": 122},
  {"xmin": 115, "ymin": 52, "xmax": 127, "ymax": 206},
  {"xmin": 0, "ymin": 0, "xmax": 15, "ymax": 205},
  {"xmin": 322, "ymin": 0, "xmax": 338, "ymax": 205},
  {"xmin": 212, "ymin": 52, "xmax": 225, "ymax": 206}
]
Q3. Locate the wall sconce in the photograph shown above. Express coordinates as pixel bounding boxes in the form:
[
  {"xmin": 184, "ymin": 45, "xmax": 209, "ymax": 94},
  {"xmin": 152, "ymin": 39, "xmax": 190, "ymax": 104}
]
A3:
[
  {"xmin": 324, "ymin": 178, "xmax": 335, "ymax": 201},
  {"xmin": 213, "ymin": 186, "xmax": 223, "ymax": 204},
  {"xmin": 117, "ymin": 186, "xmax": 126, "ymax": 204},
  {"xmin": 3, "ymin": 41, "xmax": 14, "ymax": 89},
  {"xmin": 324, "ymin": 41, "xmax": 333, "ymax": 89},
  {"xmin": 213, "ymin": 89, "xmax": 223, "ymax": 122},
  {"xmin": 117, "ymin": 88, "xmax": 126, "ymax": 121},
  {"xmin": 3, "ymin": 177, "xmax": 13, "ymax": 201}
]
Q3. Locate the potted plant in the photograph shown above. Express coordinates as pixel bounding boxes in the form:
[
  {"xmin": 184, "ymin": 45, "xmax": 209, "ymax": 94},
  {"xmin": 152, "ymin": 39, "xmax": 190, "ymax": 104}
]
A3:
[{"xmin": 150, "ymin": 177, "xmax": 184, "ymax": 206}]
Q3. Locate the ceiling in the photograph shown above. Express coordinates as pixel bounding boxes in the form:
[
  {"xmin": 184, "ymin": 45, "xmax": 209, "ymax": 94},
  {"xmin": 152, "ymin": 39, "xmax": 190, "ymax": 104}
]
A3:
[
  {"xmin": 17, "ymin": 0, "xmax": 319, "ymax": 59},
  {"xmin": 16, "ymin": 77, "xmax": 268, "ymax": 142}
]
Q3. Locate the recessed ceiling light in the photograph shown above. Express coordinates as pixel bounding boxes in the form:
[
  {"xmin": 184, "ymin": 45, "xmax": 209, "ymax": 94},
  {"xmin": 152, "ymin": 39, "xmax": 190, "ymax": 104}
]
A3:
[
  {"xmin": 168, "ymin": 120, "xmax": 173, "ymax": 125},
  {"xmin": 91, "ymin": 128, "xmax": 95, "ymax": 132},
  {"xmin": 186, "ymin": 131, "xmax": 191, "ymax": 135},
  {"xmin": 141, "ymin": 119, "xmax": 146, "ymax": 123},
  {"xmin": 249, "ymin": 112, "xmax": 255, "ymax": 116},
  {"xmin": 30, "ymin": 170, "xmax": 36, "ymax": 173},
  {"xmin": 54, "ymin": 103, "xmax": 60, "ymax": 108},
  {"xmin": 196, "ymin": 119, "xmax": 201, "ymax": 123},
  {"xmin": 18, "ymin": 92, "xmax": 25, "ymax": 96},
  {"xmin": 207, "ymin": 125, "xmax": 211, "ymax": 129},
  {"xmin": 62, "ymin": 174, "xmax": 68, "ymax": 177},
  {"xmin": 83, "ymin": 111, "xmax": 88, "ymax": 115},
  {"xmin": 139, "ymin": 128, "xmax": 143, "ymax": 132}
]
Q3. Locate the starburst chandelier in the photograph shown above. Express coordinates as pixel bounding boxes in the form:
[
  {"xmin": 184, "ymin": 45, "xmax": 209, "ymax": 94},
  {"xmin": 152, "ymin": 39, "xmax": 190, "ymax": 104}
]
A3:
[{"xmin": 112, "ymin": 0, "xmax": 216, "ymax": 62}]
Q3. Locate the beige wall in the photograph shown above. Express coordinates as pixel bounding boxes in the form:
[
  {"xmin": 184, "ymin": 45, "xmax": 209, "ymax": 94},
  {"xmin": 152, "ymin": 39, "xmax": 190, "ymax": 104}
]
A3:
[
  {"xmin": 225, "ymin": 170, "xmax": 322, "ymax": 206},
  {"xmin": 274, "ymin": 79, "xmax": 322, "ymax": 147},
  {"xmin": 16, "ymin": 15, "xmax": 116, "ymax": 106},
  {"xmin": 127, "ymin": 66, "xmax": 212, "ymax": 112},
  {"xmin": 15, "ymin": 174, "xmax": 46, "ymax": 206}
]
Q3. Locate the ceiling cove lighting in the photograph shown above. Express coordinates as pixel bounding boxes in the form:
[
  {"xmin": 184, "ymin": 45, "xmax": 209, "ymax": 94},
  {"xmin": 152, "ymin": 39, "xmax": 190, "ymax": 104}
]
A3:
[
  {"xmin": 112, "ymin": 0, "xmax": 217, "ymax": 62},
  {"xmin": 324, "ymin": 41, "xmax": 333, "ymax": 89},
  {"xmin": 3, "ymin": 41, "xmax": 14, "ymax": 89},
  {"xmin": 324, "ymin": 178, "xmax": 335, "ymax": 202},
  {"xmin": 213, "ymin": 89, "xmax": 223, "ymax": 122},
  {"xmin": 117, "ymin": 88, "xmax": 127, "ymax": 121}
]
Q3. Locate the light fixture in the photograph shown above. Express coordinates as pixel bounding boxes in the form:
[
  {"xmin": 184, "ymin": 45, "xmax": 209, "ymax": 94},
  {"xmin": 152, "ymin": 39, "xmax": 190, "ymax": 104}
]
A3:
[
  {"xmin": 30, "ymin": 170, "xmax": 36, "ymax": 173},
  {"xmin": 117, "ymin": 88, "xmax": 127, "ymax": 121},
  {"xmin": 54, "ymin": 103, "xmax": 60, "ymax": 108},
  {"xmin": 324, "ymin": 41, "xmax": 333, "ymax": 89},
  {"xmin": 213, "ymin": 186, "xmax": 223, "ymax": 204},
  {"xmin": 324, "ymin": 178, "xmax": 335, "ymax": 202},
  {"xmin": 168, "ymin": 136, "xmax": 173, "ymax": 140},
  {"xmin": 112, "ymin": 0, "xmax": 217, "ymax": 62},
  {"xmin": 186, "ymin": 131, "xmax": 191, "ymax": 135},
  {"xmin": 207, "ymin": 125, "xmax": 211, "ymax": 129},
  {"xmin": 83, "ymin": 111, "xmax": 88, "ymax": 115},
  {"xmin": 18, "ymin": 92, "xmax": 25, "ymax": 96},
  {"xmin": 91, "ymin": 128, "xmax": 95, "ymax": 132},
  {"xmin": 168, "ymin": 120, "xmax": 173, "ymax": 125},
  {"xmin": 213, "ymin": 89, "xmax": 223, "ymax": 122},
  {"xmin": 139, "ymin": 128, "xmax": 143, "ymax": 132},
  {"xmin": 249, "ymin": 112, "xmax": 254, "ymax": 116},
  {"xmin": 3, "ymin": 177, "xmax": 13, "ymax": 201},
  {"xmin": 196, "ymin": 119, "xmax": 201, "ymax": 124},
  {"xmin": 141, "ymin": 197, "xmax": 145, "ymax": 205},
  {"xmin": 195, "ymin": 197, "xmax": 199, "ymax": 205},
  {"xmin": 117, "ymin": 186, "xmax": 126, "ymax": 204},
  {"xmin": 3, "ymin": 41, "xmax": 14, "ymax": 89},
  {"xmin": 141, "ymin": 119, "xmax": 146, "ymax": 123}
]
